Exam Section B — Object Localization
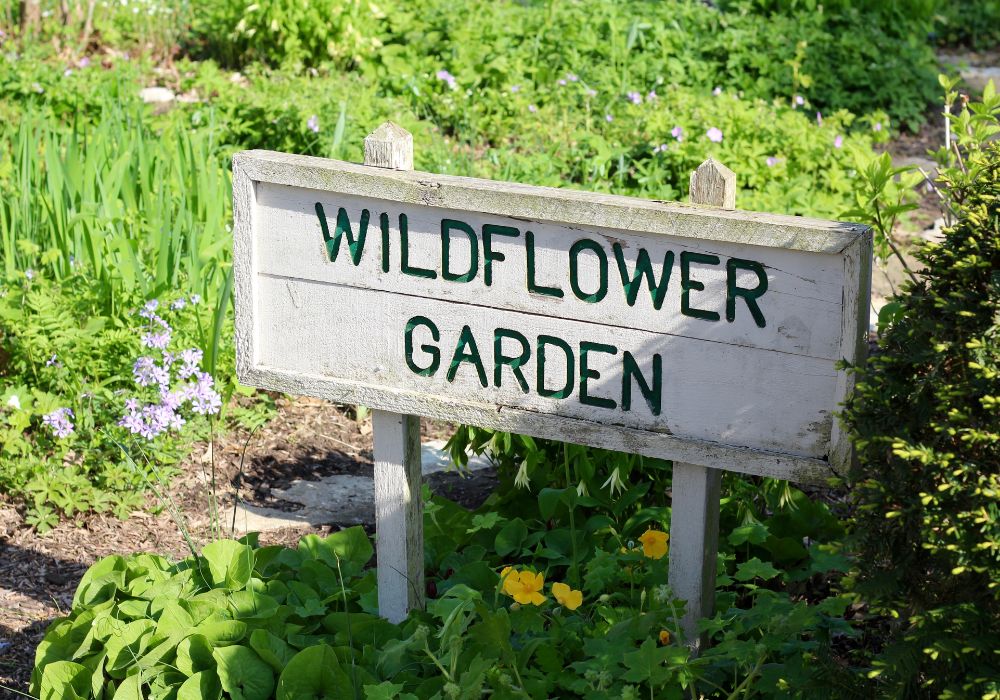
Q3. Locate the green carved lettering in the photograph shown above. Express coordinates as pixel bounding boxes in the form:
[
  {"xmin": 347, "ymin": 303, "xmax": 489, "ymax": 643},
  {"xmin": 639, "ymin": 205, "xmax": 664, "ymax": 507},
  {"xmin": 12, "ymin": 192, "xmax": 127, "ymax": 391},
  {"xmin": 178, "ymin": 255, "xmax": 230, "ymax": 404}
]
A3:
[
  {"xmin": 726, "ymin": 258, "xmax": 769, "ymax": 328},
  {"xmin": 526, "ymin": 231, "xmax": 564, "ymax": 298},
  {"xmin": 569, "ymin": 239, "xmax": 609, "ymax": 303},
  {"xmin": 482, "ymin": 223, "xmax": 520, "ymax": 286},
  {"xmin": 579, "ymin": 341, "xmax": 618, "ymax": 409},
  {"xmin": 622, "ymin": 351, "xmax": 662, "ymax": 416},
  {"xmin": 447, "ymin": 325, "xmax": 488, "ymax": 387},
  {"xmin": 404, "ymin": 316, "xmax": 441, "ymax": 376},
  {"xmin": 537, "ymin": 335, "xmax": 574, "ymax": 399},
  {"xmin": 400, "ymin": 212, "xmax": 437, "ymax": 279},
  {"xmin": 315, "ymin": 203, "xmax": 369, "ymax": 265},
  {"xmin": 494, "ymin": 328, "xmax": 530, "ymax": 393},
  {"xmin": 613, "ymin": 243, "xmax": 673, "ymax": 310},
  {"xmin": 441, "ymin": 218, "xmax": 479, "ymax": 283},
  {"xmin": 680, "ymin": 251, "xmax": 721, "ymax": 321}
]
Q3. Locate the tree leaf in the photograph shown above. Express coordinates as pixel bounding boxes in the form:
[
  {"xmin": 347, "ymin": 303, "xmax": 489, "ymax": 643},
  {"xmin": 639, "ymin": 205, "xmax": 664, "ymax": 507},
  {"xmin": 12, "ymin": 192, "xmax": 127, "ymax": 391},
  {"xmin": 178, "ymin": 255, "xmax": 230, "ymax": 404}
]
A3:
[{"xmin": 214, "ymin": 645, "xmax": 275, "ymax": 700}]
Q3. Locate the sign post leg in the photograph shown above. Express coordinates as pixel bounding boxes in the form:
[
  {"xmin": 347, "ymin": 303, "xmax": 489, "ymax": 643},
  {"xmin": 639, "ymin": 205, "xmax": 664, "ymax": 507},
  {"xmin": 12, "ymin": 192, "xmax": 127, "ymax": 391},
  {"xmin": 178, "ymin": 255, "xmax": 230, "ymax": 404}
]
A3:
[
  {"xmin": 364, "ymin": 122, "xmax": 423, "ymax": 622},
  {"xmin": 668, "ymin": 462, "xmax": 722, "ymax": 650},
  {"xmin": 666, "ymin": 158, "xmax": 736, "ymax": 650},
  {"xmin": 372, "ymin": 410, "xmax": 424, "ymax": 622}
]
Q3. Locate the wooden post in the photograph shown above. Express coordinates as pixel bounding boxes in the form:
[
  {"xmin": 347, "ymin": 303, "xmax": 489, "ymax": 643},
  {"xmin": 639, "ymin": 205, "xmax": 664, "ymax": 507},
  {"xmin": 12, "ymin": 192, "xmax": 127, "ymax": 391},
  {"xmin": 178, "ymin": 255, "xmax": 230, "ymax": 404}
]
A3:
[
  {"xmin": 668, "ymin": 159, "xmax": 735, "ymax": 650},
  {"xmin": 365, "ymin": 122, "xmax": 424, "ymax": 623}
]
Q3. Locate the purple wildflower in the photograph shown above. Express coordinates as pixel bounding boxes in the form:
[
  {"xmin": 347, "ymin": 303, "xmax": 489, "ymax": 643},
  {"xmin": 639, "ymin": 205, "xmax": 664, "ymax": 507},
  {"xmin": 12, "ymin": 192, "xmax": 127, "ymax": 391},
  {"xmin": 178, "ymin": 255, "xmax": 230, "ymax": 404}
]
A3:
[
  {"xmin": 816, "ymin": 111, "xmax": 823, "ymax": 126},
  {"xmin": 794, "ymin": 95, "xmax": 805, "ymax": 106},
  {"xmin": 43, "ymin": 408, "xmax": 74, "ymax": 438},
  {"xmin": 510, "ymin": 84, "xmax": 521, "ymax": 93},
  {"xmin": 558, "ymin": 79, "xmax": 567, "ymax": 86},
  {"xmin": 567, "ymin": 73, "xmax": 578, "ymax": 82},
  {"xmin": 307, "ymin": 115, "xmax": 320, "ymax": 133},
  {"xmin": 626, "ymin": 91, "xmax": 642, "ymax": 105},
  {"xmin": 647, "ymin": 90, "xmax": 657, "ymax": 101},
  {"xmin": 766, "ymin": 156, "xmax": 778, "ymax": 167},
  {"xmin": 178, "ymin": 348, "xmax": 203, "ymax": 379},
  {"xmin": 188, "ymin": 372, "xmax": 222, "ymax": 415},
  {"xmin": 133, "ymin": 357, "xmax": 169, "ymax": 388},
  {"xmin": 142, "ymin": 331, "xmax": 171, "ymax": 350},
  {"xmin": 139, "ymin": 299, "xmax": 159, "ymax": 319},
  {"xmin": 170, "ymin": 298, "xmax": 186, "ymax": 310},
  {"xmin": 585, "ymin": 88, "xmax": 597, "ymax": 98},
  {"xmin": 24, "ymin": 269, "xmax": 34, "ymax": 280},
  {"xmin": 873, "ymin": 122, "xmax": 883, "ymax": 132},
  {"xmin": 713, "ymin": 86, "xmax": 722, "ymax": 96},
  {"xmin": 46, "ymin": 354, "xmax": 59, "ymax": 367},
  {"xmin": 834, "ymin": 135, "xmax": 843, "ymax": 149},
  {"xmin": 77, "ymin": 56, "xmax": 90, "ymax": 68},
  {"xmin": 63, "ymin": 69, "xmax": 73, "ymax": 77},
  {"xmin": 605, "ymin": 114, "xmax": 613, "ymax": 122},
  {"xmin": 671, "ymin": 126, "xmax": 684, "ymax": 141},
  {"xmin": 706, "ymin": 127, "xmax": 723, "ymax": 143},
  {"xmin": 528, "ymin": 104, "xmax": 537, "ymax": 113},
  {"xmin": 189, "ymin": 294, "xmax": 201, "ymax": 305},
  {"xmin": 436, "ymin": 70, "xmax": 457, "ymax": 89}
]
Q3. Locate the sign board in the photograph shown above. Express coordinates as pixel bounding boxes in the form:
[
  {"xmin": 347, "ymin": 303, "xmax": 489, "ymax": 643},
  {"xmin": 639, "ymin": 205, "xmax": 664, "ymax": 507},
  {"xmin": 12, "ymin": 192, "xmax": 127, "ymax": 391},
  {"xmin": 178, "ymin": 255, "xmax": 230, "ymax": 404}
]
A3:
[{"xmin": 233, "ymin": 150, "xmax": 871, "ymax": 485}]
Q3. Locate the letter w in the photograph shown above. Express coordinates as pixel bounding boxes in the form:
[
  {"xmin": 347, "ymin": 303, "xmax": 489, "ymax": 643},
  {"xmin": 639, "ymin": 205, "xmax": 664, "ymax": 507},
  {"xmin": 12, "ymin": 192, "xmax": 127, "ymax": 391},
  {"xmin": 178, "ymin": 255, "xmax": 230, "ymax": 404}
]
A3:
[
  {"xmin": 315, "ymin": 203, "xmax": 369, "ymax": 265},
  {"xmin": 613, "ymin": 243, "xmax": 673, "ymax": 310}
]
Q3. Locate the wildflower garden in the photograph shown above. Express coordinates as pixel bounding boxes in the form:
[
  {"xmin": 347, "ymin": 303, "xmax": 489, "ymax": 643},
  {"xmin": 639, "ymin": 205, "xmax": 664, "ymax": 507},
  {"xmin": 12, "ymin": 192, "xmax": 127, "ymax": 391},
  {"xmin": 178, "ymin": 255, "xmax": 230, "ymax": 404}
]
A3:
[{"xmin": 1, "ymin": 1, "xmax": 999, "ymax": 698}]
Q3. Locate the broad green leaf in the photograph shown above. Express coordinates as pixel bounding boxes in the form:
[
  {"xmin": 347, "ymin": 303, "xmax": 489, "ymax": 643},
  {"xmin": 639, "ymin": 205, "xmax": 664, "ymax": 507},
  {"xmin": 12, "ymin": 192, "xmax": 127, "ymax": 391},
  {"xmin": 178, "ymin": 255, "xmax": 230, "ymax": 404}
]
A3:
[
  {"xmin": 734, "ymin": 557, "xmax": 781, "ymax": 581},
  {"xmin": 39, "ymin": 660, "xmax": 90, "ymax": 700},
  {"xmin": 113, "ymin": 674, "xmax": 143, "ymax": 700},
  {"xmin": 621, "ymin": 638, "xmax": 671, "ymax": 685},
  {"xmin": 214, "ymin": 645, "xmax": 274, "ymax": 700},
  {"xmin": 177, "ymin": 670, "xmax": 223, "ymax": 700},
  {"xmin": 194, "ymin": 619, "xmax": 247, "ymax": 646},
  {"xmin": 276, "ymin": 645, "xmax": 353, "ymax": 700},
  {"xmin": 175, "ymin": 634, "xmax": 216, "ymax": 677},
  {"xmin": 728, "ymin": 522, "xmax": 770, "ymax": 546},
  {"xmin": 494, "ymin": 518, "xmax": 528, "ymax": 557},
  {"xmin": 249, "ymin": 629, "xmax": 296, "ymax": 672},
  {"xmin": 104, "ymin": 619, "xmax": 155, "ymax": 677},
  {"xmin": 73, "ymin": 555, "xmax": 127, "ymax": 607},
  {"xmin": 201, "ymin": 540, "xmax": 255, "ymax": 591},
  {"xmin": 298, "ymin": 527, "xmax": 373, "ymax": 578}
]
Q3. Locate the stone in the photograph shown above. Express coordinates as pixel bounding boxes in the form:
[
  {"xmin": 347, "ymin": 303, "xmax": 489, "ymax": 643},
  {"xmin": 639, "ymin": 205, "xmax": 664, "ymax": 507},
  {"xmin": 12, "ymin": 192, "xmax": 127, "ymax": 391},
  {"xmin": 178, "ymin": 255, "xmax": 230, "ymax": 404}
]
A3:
[{"xmin": 139, "ymin": 87, "xmax": 175, "ymax": 104}]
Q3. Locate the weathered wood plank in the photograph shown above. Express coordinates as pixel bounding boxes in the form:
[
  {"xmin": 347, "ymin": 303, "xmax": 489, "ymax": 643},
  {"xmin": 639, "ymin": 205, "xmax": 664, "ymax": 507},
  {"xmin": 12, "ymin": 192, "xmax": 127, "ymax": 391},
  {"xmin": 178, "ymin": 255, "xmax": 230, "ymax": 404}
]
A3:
[{"xmin": 364, "ymin": 123, "xmax": 425, "ymax": 624}]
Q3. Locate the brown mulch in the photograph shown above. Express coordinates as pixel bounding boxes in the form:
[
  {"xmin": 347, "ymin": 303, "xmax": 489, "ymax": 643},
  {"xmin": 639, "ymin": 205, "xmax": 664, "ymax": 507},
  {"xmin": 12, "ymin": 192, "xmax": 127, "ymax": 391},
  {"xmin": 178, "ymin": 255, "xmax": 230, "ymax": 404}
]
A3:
[{"xmin": 0, "ymin": 396, "xmax": 496, "ymax": 697}]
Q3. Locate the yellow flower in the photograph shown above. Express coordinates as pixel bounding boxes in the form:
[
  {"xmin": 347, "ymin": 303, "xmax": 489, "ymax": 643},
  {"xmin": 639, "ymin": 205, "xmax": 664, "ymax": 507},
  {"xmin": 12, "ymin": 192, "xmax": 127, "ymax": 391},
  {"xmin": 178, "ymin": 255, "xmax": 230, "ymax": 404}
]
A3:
[
  {"xmin": 551, "ymin": 582, "xmax": 583, "ymax": 611},
  {"xmin": 501, "ymin": 568, "xmax": 546, "ymax": 605},
  {"xmin": 659, "ymin": 629, "xmax": 671, "ymax": 645},
  {"xmin": 638, "ymin": 529, "xmax": 669, "ymax": 559}
]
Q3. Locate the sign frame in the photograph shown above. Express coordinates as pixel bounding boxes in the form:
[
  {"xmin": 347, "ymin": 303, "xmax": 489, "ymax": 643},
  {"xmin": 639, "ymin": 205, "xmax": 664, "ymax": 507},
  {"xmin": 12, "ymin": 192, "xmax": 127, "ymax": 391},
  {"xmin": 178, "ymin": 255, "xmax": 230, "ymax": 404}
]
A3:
[{"xmin": 232, "ymin": 149, "xmax": 871, "ymax": 485}]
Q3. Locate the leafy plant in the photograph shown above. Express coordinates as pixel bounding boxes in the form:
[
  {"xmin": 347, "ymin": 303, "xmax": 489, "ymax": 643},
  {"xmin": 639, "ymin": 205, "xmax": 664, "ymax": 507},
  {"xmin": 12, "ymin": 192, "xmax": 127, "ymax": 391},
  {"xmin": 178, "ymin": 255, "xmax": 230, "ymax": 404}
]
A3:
[{"xmin": 841, "ymin": 83, "xmax": 1000, "ymax": 698}]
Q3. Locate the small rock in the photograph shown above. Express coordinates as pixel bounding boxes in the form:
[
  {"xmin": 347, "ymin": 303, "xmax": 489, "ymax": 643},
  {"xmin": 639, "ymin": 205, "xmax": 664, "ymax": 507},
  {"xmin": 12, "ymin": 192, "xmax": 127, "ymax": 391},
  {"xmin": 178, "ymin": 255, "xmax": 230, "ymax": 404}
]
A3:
[{"xmin": 139, "ymin": 87, "xmax": 175, "ymax": 104}]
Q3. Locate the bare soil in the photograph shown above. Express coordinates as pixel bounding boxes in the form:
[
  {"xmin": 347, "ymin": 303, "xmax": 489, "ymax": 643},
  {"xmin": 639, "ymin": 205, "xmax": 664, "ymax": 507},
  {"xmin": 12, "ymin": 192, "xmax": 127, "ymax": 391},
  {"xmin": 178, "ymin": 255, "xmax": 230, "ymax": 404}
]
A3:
[{"xmin": 0, "ymin": 396, "xmax": 496, "ymax": 696}]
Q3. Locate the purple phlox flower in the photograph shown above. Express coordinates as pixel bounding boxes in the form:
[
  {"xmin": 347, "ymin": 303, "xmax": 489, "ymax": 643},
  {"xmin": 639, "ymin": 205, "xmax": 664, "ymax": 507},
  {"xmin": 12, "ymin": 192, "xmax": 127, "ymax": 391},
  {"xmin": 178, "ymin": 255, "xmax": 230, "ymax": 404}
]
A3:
[
  {"xmin": 187, "ymin": 372, "xmax": 222, "ymax": 415},
  {"xmin": 647, "ymin": 90, "xmax": 657, "ymax": 101},
  {"xmin": 77, "ymin": 56, "xmax": 90, "ymax": 68},
  {"xmin": 178, "ymin": 348, "xmax": 204, "ymax": 378},
  {"xmin": 528, "ymin": 104, "xmax": 538, "ymax": 113},
  {"xmin": 706, "ymin": 127, "xmax": 723, "ymax": 143},
  {"xmin": 43, "ymin": 408, "xmax": 74, "ymax": 438},
  {"xmin": 31, "ymin": 83, "xmax": 44, "ymax": 94},
  {"xmin": 46, "ymin": 354, "xmax": 59, "ymax": 367},
  {"xmin": 713, "ymin": 86, "xmax": 722, "ymax": 96},
  {"xmin": 139, "ymin": 299, "xmax": 159, "ymax": 319},
  {"xmin": 873, "ymin": 121, "xmax": 883, "ymax": 132},
  {"xmin": 171, "ymin": 297, "xmax": 186, "ymax": 310},
  {"xmin": 307, "ymin": 115, "xmax": 319, "ymax": 133},
  {"xmin": 794, "ymin": 94, "xmax": 805, "ymax": 106},
  {"xmin": 605, "ymin": 114, "xmax": 613, "ymax": 122},
  {"xmin": 510, "ymin": 84, "xmax": 521, "ymax": 93},
  {"xmin": 24, "ymin": 269, "xmax": 34, "ymax": 280},
  {"xmin": 671, "ymin": 126, "xmax": 684, "ymax": 141},
  {"xmin": 162, "ymin": 351, "xmax": 176, "ymax": 366},
  {"xmin": 766, "ymin": 156, "xmax": 779, "ymax": 167},
  {"xmin": 436, "ymin": 70, "xmax": 457, "ymax": 89},
  {"xmin": 142, "ymin": 331, "xmax": 171, "ymax": 350},
  {"xmin": 124, "ymin": 398, "xmax": 139, "ymax": 412},
  {"xmin": 63, "ymin": 69, "xmax": 73, "ymax": 77},
  {"xmin": 834, "ymin": 134, "xmax": 843, "ymax": 149},
  {"xmin": 567, "ymin": 73, "xmax": 578, "ymax": 82},
  {"xmin": 585, "ymin": 88, "xmax": 597, "ymax": 97},
  {"xmin": 816, "ymin": 111, "xmax": 823, "ymax": 126},
  {"xmin": 653, "ymin": 143, "xmax": 669, "ymax": 154},
  {"xmin": 189, "ymin": 294, "xmax": 201, "ymax": 305},
  {"xmin": 133, "ymin": 356, "xmax": 169, "ymax": 388},
  {"xmin": 558, "ymin": 79, "xmax": 567, "ymax": 86},
  {"xmin": 626, "ymin": 91, "xmax": 642, "ymax": 105}
]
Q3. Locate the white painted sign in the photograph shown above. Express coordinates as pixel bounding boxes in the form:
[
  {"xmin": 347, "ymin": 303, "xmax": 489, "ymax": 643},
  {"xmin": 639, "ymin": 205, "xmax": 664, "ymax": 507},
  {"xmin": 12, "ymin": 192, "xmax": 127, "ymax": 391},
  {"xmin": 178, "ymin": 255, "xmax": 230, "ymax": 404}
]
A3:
[{"xmin": 233, "ymin": 150, "xmax": 870, "ymax": 484}]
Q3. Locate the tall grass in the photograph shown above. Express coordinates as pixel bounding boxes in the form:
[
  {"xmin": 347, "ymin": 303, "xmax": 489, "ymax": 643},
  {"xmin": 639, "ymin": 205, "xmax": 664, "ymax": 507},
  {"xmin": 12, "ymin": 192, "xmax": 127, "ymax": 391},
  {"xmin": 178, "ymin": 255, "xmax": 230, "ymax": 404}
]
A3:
[{"xmin": 0, "ymin": 108, "xmax": 232, "ymax": 318}]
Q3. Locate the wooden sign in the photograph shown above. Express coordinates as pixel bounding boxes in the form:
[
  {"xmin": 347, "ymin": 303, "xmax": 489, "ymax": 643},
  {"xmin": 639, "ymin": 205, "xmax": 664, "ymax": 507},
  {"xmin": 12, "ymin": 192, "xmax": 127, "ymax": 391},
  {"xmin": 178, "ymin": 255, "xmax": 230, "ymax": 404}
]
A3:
[{"xmin": 232, "ymin": 122, "xmax": 871, "ymax": 641}]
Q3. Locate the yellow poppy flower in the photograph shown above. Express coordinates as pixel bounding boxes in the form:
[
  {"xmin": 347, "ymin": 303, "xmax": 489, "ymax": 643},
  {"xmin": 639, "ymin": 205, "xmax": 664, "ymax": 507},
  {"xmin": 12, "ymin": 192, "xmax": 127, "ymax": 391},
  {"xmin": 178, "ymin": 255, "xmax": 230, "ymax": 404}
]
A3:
[
  {"xmin": 659, "ymin": 629, "xmax": 671, "ymax": 645},
  {"xmin": 551, "ymin": 582, "xmax": 583, "ymax": 610},
  {"xmin": 503, "ymin": 569, "xmax": 546, "ymax": 605},
  {"xmin": 638, "ymin": 529, "xmax": 669, "ymax": 559}
]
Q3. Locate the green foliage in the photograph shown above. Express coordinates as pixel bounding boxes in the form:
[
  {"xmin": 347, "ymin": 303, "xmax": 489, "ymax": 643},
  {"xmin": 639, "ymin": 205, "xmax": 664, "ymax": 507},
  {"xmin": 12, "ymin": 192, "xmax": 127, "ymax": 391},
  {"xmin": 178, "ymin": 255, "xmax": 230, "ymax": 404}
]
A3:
[
  {"xmin": 933, "ymin": 0, "xmax": 1000, "ymax": 50},
  {"xmin": 842, "ymin": 85, "xmax": 1000, "ymax": 698},
  {"xmin": 189, "ymin": 0, "xmax": 384, "ymax": 70},
  {"xmin": 32, "ymin": 479, "xmax": 857, "ymax": 699}
]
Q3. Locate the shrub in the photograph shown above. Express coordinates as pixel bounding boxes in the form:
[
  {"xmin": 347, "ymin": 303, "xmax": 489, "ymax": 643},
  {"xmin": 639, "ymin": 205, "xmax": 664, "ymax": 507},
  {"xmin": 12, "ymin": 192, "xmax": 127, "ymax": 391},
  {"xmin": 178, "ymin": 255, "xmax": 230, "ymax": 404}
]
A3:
[
  {"xmin": 842, "ymin": 125, "xmax": 1000, "ymax": 695},
  {"xmin": 189, "ymin": 0, "xmax": 384, "ymax": 70}
]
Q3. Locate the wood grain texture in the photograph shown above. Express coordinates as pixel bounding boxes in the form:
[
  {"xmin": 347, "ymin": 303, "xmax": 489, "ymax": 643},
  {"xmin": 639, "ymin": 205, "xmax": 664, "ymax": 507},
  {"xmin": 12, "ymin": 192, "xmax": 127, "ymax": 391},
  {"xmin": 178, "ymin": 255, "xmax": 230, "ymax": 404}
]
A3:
[
  {"xmin": 364, "ymin": 122, "xmax": 425, "ymax": 623},
  {"xmin": 668, "ymin": 461, "xmax": 722, "ymax": 650},
  {"xmin": 232, "ymin": 151, "xmax": 870, "ymax": 482},
  {"xmin": 689, "ymin": 159, "xmax": 736, "ymax": 210}
]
